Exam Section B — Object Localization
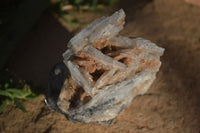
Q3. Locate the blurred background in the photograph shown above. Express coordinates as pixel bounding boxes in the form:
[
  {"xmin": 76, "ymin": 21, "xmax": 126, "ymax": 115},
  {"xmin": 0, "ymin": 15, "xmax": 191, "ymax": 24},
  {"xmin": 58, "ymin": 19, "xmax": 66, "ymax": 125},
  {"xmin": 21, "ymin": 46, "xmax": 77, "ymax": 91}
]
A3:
[{"xmin": 0, "ymin": 0, "xmax": 200, "ymax": 132}]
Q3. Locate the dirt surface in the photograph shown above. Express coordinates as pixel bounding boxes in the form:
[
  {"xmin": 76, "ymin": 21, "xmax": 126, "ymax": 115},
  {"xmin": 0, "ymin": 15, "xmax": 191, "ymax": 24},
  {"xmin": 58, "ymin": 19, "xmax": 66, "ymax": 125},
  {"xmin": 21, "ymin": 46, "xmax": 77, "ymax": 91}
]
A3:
[{"xmin": 1, "ymin": 0, "xmax": 200, "ymax": 132}]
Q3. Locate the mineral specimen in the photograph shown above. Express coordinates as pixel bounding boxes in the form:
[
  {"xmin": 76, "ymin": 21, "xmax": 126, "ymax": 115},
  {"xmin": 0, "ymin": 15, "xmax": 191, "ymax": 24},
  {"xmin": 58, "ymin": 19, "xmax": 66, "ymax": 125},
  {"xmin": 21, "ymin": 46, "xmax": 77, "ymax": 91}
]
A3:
[{"xmin": 45, "ymin": 9, "xmax": 164, "ymax": 125}]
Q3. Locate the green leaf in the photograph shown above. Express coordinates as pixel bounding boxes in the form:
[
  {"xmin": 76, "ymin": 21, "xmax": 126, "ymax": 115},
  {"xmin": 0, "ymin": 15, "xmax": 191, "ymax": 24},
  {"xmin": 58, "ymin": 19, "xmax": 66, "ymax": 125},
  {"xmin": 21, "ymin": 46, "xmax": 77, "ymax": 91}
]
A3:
[
  {"xmin": 0, "ymin": 100, "xmax": 8, "ymax": 113},
  {"xmin": 108, "ymin": 0, "xmax": 119, "ymax": 5},
  {"xmin": 4, "ymin": 83, "xmax": 9, "ymax": 88},
  {"xmin": 56, "ymin": 0, "xmax": 62, "ymax": 3},
  {"xmin": 9, "ymin": 78, "xmax": 13, "ymax": 83},
  {"xmin": 0, "ymin": 90, "xmax": 12, "ymax": 98},
  {"xmin": 74, "ymin": 0, "xmax": 83, "ymax": 5},
  {"xmin": 64, "ymin": 1, "xmax": 69, "ymax": 5},
  {"xmin": 25, "ymin": 94, "xmax": 38, "ymax": 100},
  {"xmin": 92, "ymin": 0, "xmax": 98, "ymax": 9},
  {"xmin": 6, "ymin": 88, "xmax": 24, "ymax": 96},
  {"xmin": 14, "ymin": 99, "xmax": 28, "ymax": 113}
]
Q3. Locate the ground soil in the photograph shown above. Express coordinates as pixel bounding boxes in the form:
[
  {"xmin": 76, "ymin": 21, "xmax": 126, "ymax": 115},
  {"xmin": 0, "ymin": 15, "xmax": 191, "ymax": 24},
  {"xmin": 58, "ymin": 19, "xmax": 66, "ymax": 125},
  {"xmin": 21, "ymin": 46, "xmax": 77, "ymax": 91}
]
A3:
[{"xmin": 1, "ymin": 0, "xmax": 200, "ymax": 132}]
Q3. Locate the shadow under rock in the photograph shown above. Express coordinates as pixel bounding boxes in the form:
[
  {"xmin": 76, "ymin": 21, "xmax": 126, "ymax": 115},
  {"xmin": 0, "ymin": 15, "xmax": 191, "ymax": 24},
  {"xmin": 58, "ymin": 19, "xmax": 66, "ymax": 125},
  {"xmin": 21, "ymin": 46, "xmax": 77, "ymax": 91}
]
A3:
[{"xmin": 9, "ymin": 13, "xmax": 73, "ymax": 94}]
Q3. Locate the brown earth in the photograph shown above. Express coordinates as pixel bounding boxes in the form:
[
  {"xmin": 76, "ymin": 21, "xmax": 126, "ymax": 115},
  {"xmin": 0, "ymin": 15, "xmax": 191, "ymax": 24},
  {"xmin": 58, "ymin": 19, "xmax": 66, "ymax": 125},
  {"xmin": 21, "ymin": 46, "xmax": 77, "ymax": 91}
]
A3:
[{"xmin": 1, "ymin": 0, "xmax": 200, "ymax": 132}]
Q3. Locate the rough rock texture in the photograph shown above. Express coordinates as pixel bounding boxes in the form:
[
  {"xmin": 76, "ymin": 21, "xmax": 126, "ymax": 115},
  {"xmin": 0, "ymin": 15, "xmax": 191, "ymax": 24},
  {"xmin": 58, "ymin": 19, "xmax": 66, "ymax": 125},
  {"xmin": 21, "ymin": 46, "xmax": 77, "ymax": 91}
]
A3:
[{"xmin": 46, "ymin": 9, "xmax": 164, "ymax": 125}]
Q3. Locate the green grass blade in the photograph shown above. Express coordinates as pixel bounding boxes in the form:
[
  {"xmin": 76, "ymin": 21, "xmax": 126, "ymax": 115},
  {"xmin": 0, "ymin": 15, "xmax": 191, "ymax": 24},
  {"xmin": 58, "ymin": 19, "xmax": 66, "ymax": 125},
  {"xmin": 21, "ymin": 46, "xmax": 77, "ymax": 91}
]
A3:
[
  {"xmin": 74, "ymin": 0, "xmax": 83, "ymax": 5},
  {"xmin": 25, "ymin": 94, "xmax": 38, "ymax": 100},
  {"xmin": 6, "ymin": 88, "xmax": 24, "ymax": 96},
  {"xmin": 14, "ymin": 99, "xmax": 28, "ymax": 113},
  {"xmin": 0, "ymin": 100, "xmax": 8, "ymax": 113},
  {"xmin": 0, "ymin": 90, "xmax": 12, "ymax": 98},
  {"xmin": 92, "ymin": 0, "xmax": 98, "ymax": 9}
]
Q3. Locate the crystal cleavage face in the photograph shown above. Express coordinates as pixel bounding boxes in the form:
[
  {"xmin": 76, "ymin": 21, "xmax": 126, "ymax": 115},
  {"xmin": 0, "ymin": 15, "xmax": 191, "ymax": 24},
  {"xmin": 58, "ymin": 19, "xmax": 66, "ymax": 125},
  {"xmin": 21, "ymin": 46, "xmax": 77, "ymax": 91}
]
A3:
[{"xmin": 45, "ymin": 9, "xmax": 164, "ymax": 125}]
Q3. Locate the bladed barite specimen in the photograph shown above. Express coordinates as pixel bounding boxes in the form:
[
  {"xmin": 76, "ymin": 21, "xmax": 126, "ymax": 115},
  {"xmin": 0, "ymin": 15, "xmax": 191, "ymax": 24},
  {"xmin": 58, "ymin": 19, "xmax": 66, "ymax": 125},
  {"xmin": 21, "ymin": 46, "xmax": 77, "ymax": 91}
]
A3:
[{"xmin": 46, "ymin": 9, "xmax": 164, "ymax": 125}]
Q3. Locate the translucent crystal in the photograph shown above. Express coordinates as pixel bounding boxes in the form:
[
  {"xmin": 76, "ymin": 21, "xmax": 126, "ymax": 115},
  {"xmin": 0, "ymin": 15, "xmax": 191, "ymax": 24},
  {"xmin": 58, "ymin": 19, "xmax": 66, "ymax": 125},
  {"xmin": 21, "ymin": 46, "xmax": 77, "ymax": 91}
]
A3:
[{"xmin": 46, "ymin": 9, "xmax": 164, "ymax": 125}]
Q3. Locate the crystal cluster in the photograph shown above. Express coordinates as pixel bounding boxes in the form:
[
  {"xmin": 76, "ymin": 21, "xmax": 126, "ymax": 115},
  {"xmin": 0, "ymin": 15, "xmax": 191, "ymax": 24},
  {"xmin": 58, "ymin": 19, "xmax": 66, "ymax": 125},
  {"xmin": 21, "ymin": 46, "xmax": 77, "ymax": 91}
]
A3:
[{"xmin": 46, "ymin": 9, "xmax": 164, "ymax": 125}]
